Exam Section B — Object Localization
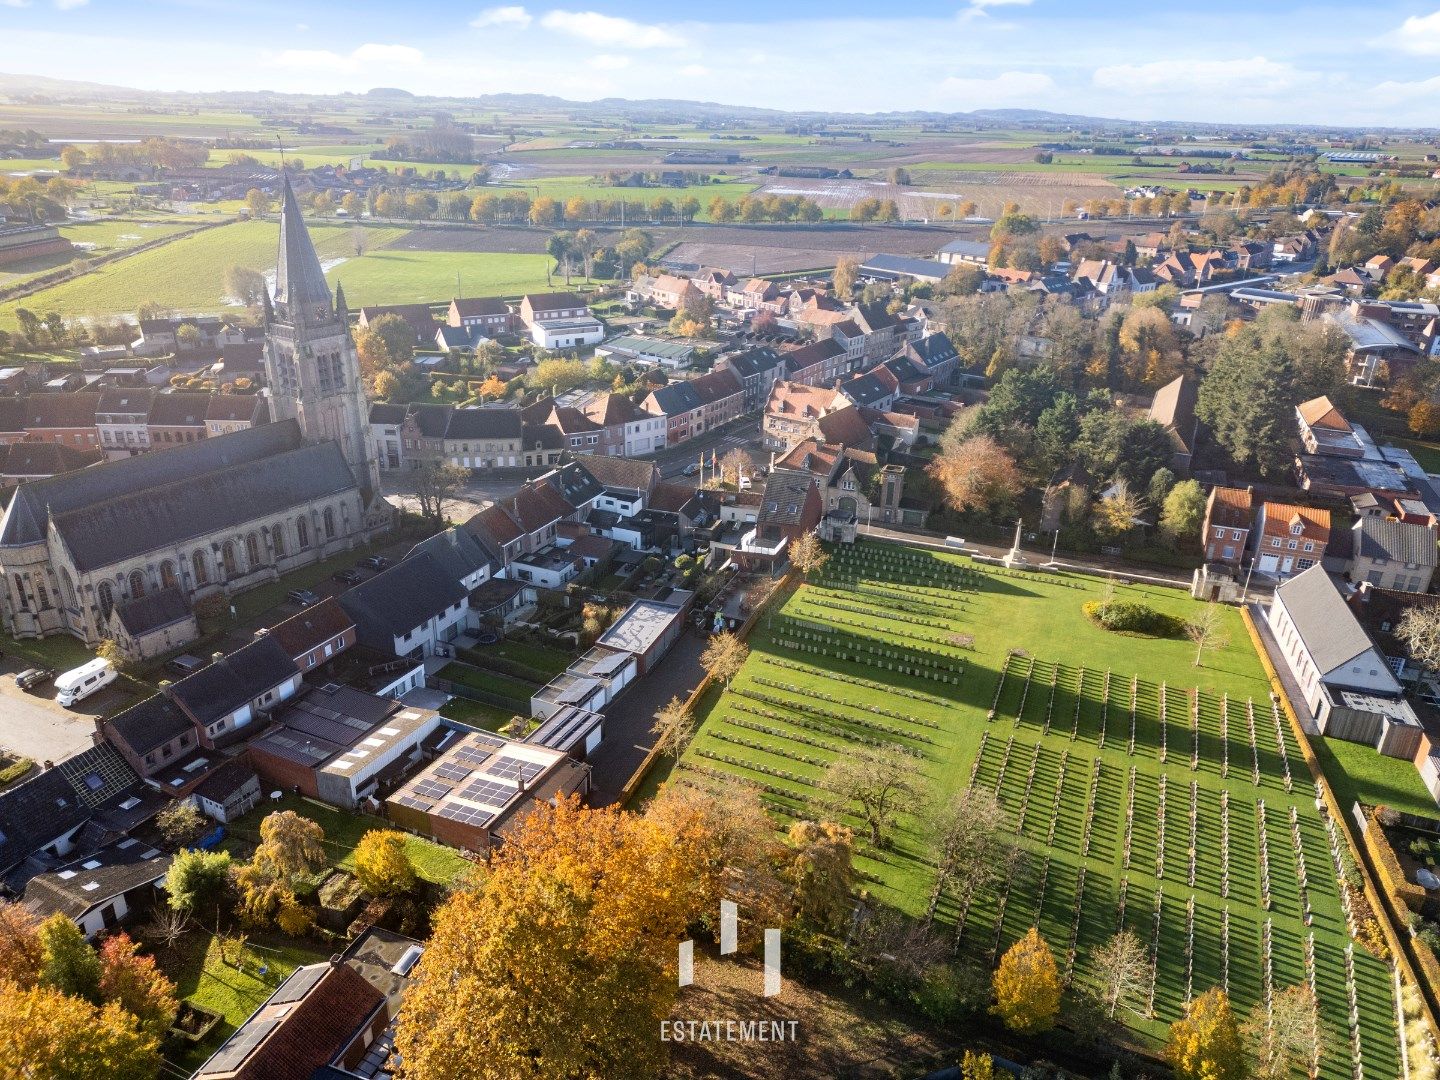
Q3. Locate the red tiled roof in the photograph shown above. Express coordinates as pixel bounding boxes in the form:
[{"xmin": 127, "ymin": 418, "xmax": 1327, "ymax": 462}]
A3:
[{"xmin": 231, "ymin": 964, "xmax": 383, "ymax": 1080}]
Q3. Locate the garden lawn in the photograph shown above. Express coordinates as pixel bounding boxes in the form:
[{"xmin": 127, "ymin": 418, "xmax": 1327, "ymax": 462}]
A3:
[
  {"xmin": 227, "ymin": 793, "xmax": 471, "ymax": 886},
  {"xmin": 1313, "ymin": 731, "xmax": 1438, "ymax": 818},
  {"xmin": 671, "ymin": 541, "xmax": 1397, "ymax": 1073},
  {"xmin": 439, "ymin": 697, "xmax": 517, "ymax": 731},
  {"xmin": 162, "ymin": 930, "xmax": 330, "ymax": 1074},
  {"xmin": 437, "ymin": 661, "xmax": 539, "ymax": 710}
]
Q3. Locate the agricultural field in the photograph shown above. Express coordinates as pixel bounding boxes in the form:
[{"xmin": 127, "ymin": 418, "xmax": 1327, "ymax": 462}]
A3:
[
  {"xmin": 673, "ymin": 541, "xmax": 1399, "ymax": 1068},
  {"xmin": 0, "ymin": 218, "xmax": 554, "ymax": 328},
  {"xmin": 0, "ymin": 218, "xmax": 196, "ymax": 287},
  {"xmin": 753, "ymin": 172, "xmax": 1120, "ymax": 219}
]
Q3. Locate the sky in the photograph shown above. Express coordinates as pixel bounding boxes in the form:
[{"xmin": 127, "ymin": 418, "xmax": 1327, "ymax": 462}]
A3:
[{"xmin": 3, "ymin": 0, "xmax": 1440, "ymax": 125}]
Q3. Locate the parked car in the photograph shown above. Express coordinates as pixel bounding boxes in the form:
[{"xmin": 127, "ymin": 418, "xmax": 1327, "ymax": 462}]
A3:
[
  {"xmin": 166, "ymin": 654, "xmax": 207, "ymax": 678},
  {"xmin": 286, "ymin": 588, "xmax": 321, "ymax": 607},
  {"xmin": 358, "ymin": 555, "xmax": 390, "ymax": 571},
  {"xmin": 333, "ymin": 569, "xmax": 363, "ymax": 586},
  {"xmin": 738, "ymin": 474, "xmax": 753, "ymax": 491},
  {"xmin": 14, "ymin": 667, "xmax": 54, "ymax": 691},
  {"xmin": 682, "ymin": 463, "xmax": 700, "ymax": 477}
]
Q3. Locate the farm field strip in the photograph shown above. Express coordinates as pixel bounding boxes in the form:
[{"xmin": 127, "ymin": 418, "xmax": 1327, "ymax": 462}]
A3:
[{"xmin": 678, "ymin": 541, "xmax": 1397, "ymax": 1064}]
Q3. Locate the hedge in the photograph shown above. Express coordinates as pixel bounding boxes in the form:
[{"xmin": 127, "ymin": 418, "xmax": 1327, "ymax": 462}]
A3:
[
  {"xmin": 1364, "ymin": 807, "xmax": 1430, "ymax": 911},
  {"xmin": 1082, "ymin": 600, "xmax": 1188, "ymax": 639}
]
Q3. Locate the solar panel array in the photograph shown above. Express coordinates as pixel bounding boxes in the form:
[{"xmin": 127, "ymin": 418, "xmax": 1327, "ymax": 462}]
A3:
[
  {"xmin": 434, "ymin": 761, "xmax": 473, "ymax": 783},
  {"xmin": 460, "ymin": 778, "xmax": 515, "ymax": 806},
  {"xmin": 411, "ymin": 779, "xmax": 453, "ymax": 801},
  {"xmin": 437, "ymin": 803, "xmax": 494, "ymax": 827},
  {"xmin": 486, "ymin": 758, "xmax": 544, "ymax": 784},
  {"xmin": 200, "ymin": 1018, "xmax": 280, "ymax": 1074},
  {"xmin": 453, "ymin": 744, "xmax": 496, "ymax": 767}
]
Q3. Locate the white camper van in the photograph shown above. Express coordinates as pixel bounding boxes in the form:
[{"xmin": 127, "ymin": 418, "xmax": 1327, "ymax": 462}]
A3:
[{"xmin": 54, "ymin": 658, "xmax": 116, "ymax": 708}]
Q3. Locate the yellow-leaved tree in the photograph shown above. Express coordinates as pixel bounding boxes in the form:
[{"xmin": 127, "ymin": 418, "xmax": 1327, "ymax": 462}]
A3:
[
  {"xmin": 354, "ymin": 830, "xmax": 417, "ymax": 897},
  {"xmin": 0, "ymin": 981, "xmax": 160, "ymax": 1080},
  {"xmin": 394, "ymin": 795, "xmax": 709, "ymax": 1080},
  {"xmin": 1167, "ymin": 986, "xmax": 1246, "ymax": 1080},
  {"xmin": 991, "ymin": 927, "xmax": 1061, "ymax": 1034}
]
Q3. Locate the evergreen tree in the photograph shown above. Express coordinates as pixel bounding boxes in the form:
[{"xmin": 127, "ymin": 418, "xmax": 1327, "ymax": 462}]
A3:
[{"xmin": 1196, "ymin": 326, "xmax": 1297, "ymax": 479}]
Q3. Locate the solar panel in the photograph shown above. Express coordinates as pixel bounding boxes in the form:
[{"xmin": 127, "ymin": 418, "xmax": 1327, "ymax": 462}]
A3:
[
  {"xmin": 434, "ymin": 762, "xmax": 473, "ymax": 783},
  {"xmin": 393, "ymin": 795, "xmax": 431, "ymax": 811},
  {"xmin": 460, "ymin": 778, "xmax": 514, "ymax": 806},
  {"xmin": 486, "ymin": 758, "xmax": 543, "ymax": 784},
  {"xmin": 437, "ymin": 803, "xmax": 494, "ymax": 826},
  {"xmin": 202, "ymin": 1018, "xmax": 280, "ymax": 1073},
  {"xmin": 453, "ymin": 744, "xmax": 494, "ymax": 767},
  {"xmin": 412, "ymin": 779, "xmax": 453, "ymax": 800}
]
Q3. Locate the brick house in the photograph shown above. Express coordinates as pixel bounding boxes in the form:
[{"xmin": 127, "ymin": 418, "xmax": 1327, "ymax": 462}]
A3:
[
  {"xmin": 1254, "ymin": 501, "xmax": 1330, "ymax": 579},
  {"xmin": 1202, "ymin": 485, "xmax": 1253, "ymax": 567},
  {"xmin": 23, "ymin": 393, "xmax": 100, "ymax": 450}
]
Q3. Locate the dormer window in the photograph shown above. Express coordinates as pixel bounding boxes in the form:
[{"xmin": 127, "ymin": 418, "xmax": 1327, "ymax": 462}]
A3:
[{"xmin": 1290, "ymin": 523, "xmax": 1303, "ymax": 536}]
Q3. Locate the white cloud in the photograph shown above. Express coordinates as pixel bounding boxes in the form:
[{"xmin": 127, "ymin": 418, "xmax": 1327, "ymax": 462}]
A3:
[
  {"xmin": 471, "ymin": 5, "xmax": 532, "ymax": 29},
  {"xmin": 1, "ymin": 0, "xmax": 33, "ymax": 9},
  {"xmin": 53, "ymin": 0, "xmax": 88, "ymax": 9},
  {"xmin": 1368, "ymin": 74, "xmax": 1440, "ymax": 105},
  {"xmin": 539, "ymin": 10, "xmax": 686, "ymax": 49},
  {"xmin": 1374, "ymin": 10, "xmax": 1440, "ymax": 56},
  {"xmin": 679, "ymin": 64, "xmax": 710, "ymax": 77},
  {"xmin": 1093, "ymin": 56, "xmax": 1301, "ymax": 95},
  {"xmin": 968, "ymin": 0, "xmax": 1032, "ymax": 7},
  {"xmin": 589, "ymin": 53, "xmax": 630, "ymax": 70},
  {"xmin": 936, "ymin": 70, "xmax": 1053, "ymax": 106},
  {"xmin": 265, "ymin": 43, "xmax": 423, "ymax": 72}
]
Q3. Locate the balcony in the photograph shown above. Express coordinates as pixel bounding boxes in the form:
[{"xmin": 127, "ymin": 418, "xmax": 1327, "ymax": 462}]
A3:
[{"xmin": 739, "ymin": 529, "xmax": 787, "ymax": 556}]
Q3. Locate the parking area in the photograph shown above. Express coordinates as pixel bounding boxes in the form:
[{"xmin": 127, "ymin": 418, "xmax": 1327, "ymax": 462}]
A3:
[{"xmin": 0, "ymin": 657, "xmax": 133, "ymax": 765}]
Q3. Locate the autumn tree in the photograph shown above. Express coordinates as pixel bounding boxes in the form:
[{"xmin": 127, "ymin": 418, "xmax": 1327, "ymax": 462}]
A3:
[
  {"xmin": 1092, "ymin": 479, "xmax": 1145, "ymax": 540},
  {"xmin": 0, "ymin": 901, "xmax": 41, "ymax": 988},
  {"xmin": 1242, "ymin": 983, "xmax": 1325, "ymax": 1080},
  {"xmin": 832, "ymin": 257, "xmax": 859, "ymax": 297},
  {"xmin": 992, "ymin": 927, "xmax": 1062, "ymax": 1034},
  {"xmin": 395, "ymin": 796, "xmax": 707, "ymax": 1080},
  {"xmin": 718, "ymin": 446, "xmax": 751, "ymax": 486},
  {"xmin": 961, "ymin": 1050, "xmax": 995, "ymax": 1080},
  {"xmin": 787, "ymin": 531, "xmax": 829, "ymax": 581},
  {"xmin": 411, "ymin": 460, "xmax": 470, "ymax": 529},
  {"xmin": 1187, "ymin": 603, "xmax": 1231, "ymax": 667},
  {"xmin": 1160, "ymin": 478, "xmax": 1207, "ymax": 545},
  {"xmin": 244, "ymin": 188, "xmax": 271, "ymax": 217},
  {"xmin": 97, "ymin": 933, "xmax": 178, "ymax": 1038},
  {"xmin": 354, "ymin": 830, "xmax": 418, "ymax": 897},
  {"xmin": 38, "ymin": 914, "xmax": 101, "ymax": 1001},
  {"xmin": 1167, "ymin": 987, "xmax": 1246, "ymax": 1080},
  {"xmin": 819, "ymin": 743, "xmax": 918, "ymax": 848},
  {"xmin": 784, "ymin": 820, "xmax": 856, "ymax": 936},
  {"xmin": 235, "ymin": 810, "xmax": 325, "ymax": 930},
  {"xmin": 155, "ymin": 800, "xmax": 208, "ymax": 849},
  {"xmin": 1410, "ymin": 400, "xmax": 1440, "ymax": 438},
  {"xmin": 700, "ymin": 630, "xmax": 749, "ymax": 688},
  {"xmin": 0, "ymin": 982, "xmax": 161, "ymax": 1080},
  {"xmin": 928, "ymin": 431, "xmax": 1023, "ymax": 516},
  {"xmin": 924, "ymin": 787, "xmax": 1019, "ymax": 928},
  {"xmin": 1089, "ymin": 929, "xmax": 1150, "ymax": 1019}
]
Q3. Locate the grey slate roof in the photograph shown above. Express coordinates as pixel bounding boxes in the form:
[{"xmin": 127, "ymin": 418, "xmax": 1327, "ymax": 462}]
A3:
[
  {"xmin": 169, "ymin": 634, "xmax": 298, "ymax": 726},
  {"xmin": 338, "ymin": 553, "xmax": 468, "ymax": 651},
  {"xmin": 938, "ymin": 239, "xmax": 991, "ymax": 259},
  {"xmin": 369, "ymin": 403, "xmax": 408, "ymax": 426},
  {"xmin": 406, "ymin": 525, "xmax": 501, "ymax": 583},
  {"xmin": 148, "ymin": 391, "xmax": 212, "ymax": 427},
  {"xmin": 758, "ymin": 469, "xmax": 817, "ymax": 527},
  {"xmin": 445, "ymin": 407, "xmax": 522, "ymax": 441},
  {"xmin": 906, "ymin": 332, "xmax": 958, "ymax": 368},
  {"xmin": 839, "ymin": 372, "xmax": 892, "ymax": 407},
  {"xmin": 648, "ymin": 380, "xmax": 702, "ymax": 416},
  {"xmin": 573, "ymin": 455, "xmax": 656, "ymax": 493},
  {"xmin": 50, "ymin": 438, "xmax": 357, "ymax": 572},
  {"xmin": 274, "ymin": 176, "xmax": 333, "ymax": 311},
  {"xmin": 1274, "ymin": 565, "xmax": 1381, "ymax": 678},
  {"xmin": 0, "ymin": 767, "xmax": 89, "ymax": 873},
  {"xmin": 546, "ymin": 461, "xmax": 608, "ymax": 506},
  {"xmin": 1, "ymin": 419, "xmax": 305, "ymax": 550},
  {"xmin": 113, "ymin": 587, "xmax": 192, "ymax": 637},
  {"xmin": 25, "ymin": 843, "xmax": 170, "ymax": 922},
  {"xmin": 105, "ymin": 694, "xmax": 193, "ymax": 757},
  {"xmin": 1355, "ymin": 516, "xmax": 1439, "ymax": 567}
]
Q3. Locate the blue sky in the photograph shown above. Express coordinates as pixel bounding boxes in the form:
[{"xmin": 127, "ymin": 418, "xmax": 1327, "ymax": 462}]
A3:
[{"xmin": 3, "ymin": 0, "xmax": 1440, "ymax": 124}]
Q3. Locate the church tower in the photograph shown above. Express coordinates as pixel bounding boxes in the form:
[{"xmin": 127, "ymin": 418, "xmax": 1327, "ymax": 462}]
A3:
[{"xmin": 263, "ymin": 177, "xmax": 379, "ymax": 492}]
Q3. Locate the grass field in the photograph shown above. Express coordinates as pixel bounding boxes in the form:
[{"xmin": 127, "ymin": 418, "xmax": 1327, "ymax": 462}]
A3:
[
  {"xmin": 0, "ymin": 218, "xmax": 551, "ymax": 328},
  {"xmin": 669, "ymin": 541, "xmax": 1399, "ymax": 1069},
  {"xmin": 0, "ymin": 219, "xmax": 198, "ymax": 286}
]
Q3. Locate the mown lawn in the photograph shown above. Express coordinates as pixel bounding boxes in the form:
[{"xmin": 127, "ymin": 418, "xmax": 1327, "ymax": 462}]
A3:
[
  {"xmin": 1313, "ymin": 731, "xmax": 1438, "ymax": 818},
  {"xmin": 327, "ymin": 248, "xmax": 554, "ymax": 308},
  {"xmin": 668, "ymin": 541, "xmax": 1397, "ymax": 1072},
  {"xmin": 436, "ymin": 661, "xmax": 539, "ymax": 710},
  {"xmin": 225, "ymin": 793, "xmax": 471, "ymax": 887}
]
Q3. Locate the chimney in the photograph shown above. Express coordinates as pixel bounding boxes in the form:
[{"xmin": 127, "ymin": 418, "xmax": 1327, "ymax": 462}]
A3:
[
  {"xmin": 1359, "ymin": 581, "xmax": 1373, "ymax": 601},
  {"xmin": 211, "ymin": 651, "xmax": 225, "ymax": 664}
]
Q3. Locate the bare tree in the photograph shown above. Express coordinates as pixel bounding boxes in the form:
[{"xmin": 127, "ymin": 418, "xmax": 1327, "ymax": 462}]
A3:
[
  {"xmin": 1090, "ymin": 929, "xmax": 1151, "ymax": 1019},
  {"xmin": 819, "ymin": 744, "xmax": 919, "ymax": 848},
  {"xmin": 924, "ymin": 786, "xmax": 1020, "ymax": 926},
  {"xmin": 1397, "ymin": 604, "xmax": 1440, "ymax": 675},
  {"xmin": 718, "ymin": 447, "xmax": 751, "ymax": 487},
  {"xmin": 650, "ymin": 695, "xmax": 697, "ymax": 761},
  {"xmin": 1187, "ymin": 603, "xmax": 1230, "ymax": 667},
  {"xmin": 411, "ymin": 461, "xmax": 470, "ymax": 529},
  {"xmin": 142, "ymin": 906, "xmax": 191, "ymax": 954},
  {"xmin": 788, "ymin": 531, "xmax": 829, "ymax": 581},
  {"xmin": 700, "ymin": 631, "xmax": 749, "ymax": 688},
  {"xmin": 1242, "ymin": 984, "xmax": 1326, "ymax": 1080}
]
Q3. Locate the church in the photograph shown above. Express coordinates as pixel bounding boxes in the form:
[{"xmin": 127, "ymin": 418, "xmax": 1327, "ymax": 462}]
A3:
[{"xmin": 0, "ymin": 180, "xmax": 389, "ymax": 653}]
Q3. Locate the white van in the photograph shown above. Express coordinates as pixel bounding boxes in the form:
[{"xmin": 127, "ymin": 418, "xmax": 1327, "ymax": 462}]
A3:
[{"xmin": 55, "ymin": 658, "xmax": 116, "ymax": 708}]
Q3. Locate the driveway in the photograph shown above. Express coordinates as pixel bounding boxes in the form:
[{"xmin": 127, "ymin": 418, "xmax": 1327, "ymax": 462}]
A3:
[
  {"xmin": 588, "ymin": 629, "xmax": 708, "ymax": 806},
  {"xmin": 0, "ymin": 664, "xmax": 122, "ymax": 765}
]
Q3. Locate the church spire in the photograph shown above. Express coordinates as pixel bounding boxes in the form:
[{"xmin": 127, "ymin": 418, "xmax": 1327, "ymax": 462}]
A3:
[{"xmin": 274, "ymin": 176, "xmax": 331, "ymax": 312}]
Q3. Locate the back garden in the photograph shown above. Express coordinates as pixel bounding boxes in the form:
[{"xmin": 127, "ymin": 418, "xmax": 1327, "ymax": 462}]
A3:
[{"xmin": 673, "ymin": 541, "xmax": 1400, "ymax": 1073}]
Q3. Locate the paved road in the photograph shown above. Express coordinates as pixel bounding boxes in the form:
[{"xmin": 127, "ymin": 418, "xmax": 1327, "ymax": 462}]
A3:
[
  {"xmin": 588, "ymin": 629, "xmax": 707, "ymax": 806},
  {"xmin": 0, "ymin": 664, "xmax": 119, "ymax": 765}
]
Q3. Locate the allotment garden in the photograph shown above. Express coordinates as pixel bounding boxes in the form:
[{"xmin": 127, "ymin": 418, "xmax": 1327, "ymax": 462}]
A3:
[{"xmin": 676, "ymin": 540, "xmax": 1399, "ymax": 1075}]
